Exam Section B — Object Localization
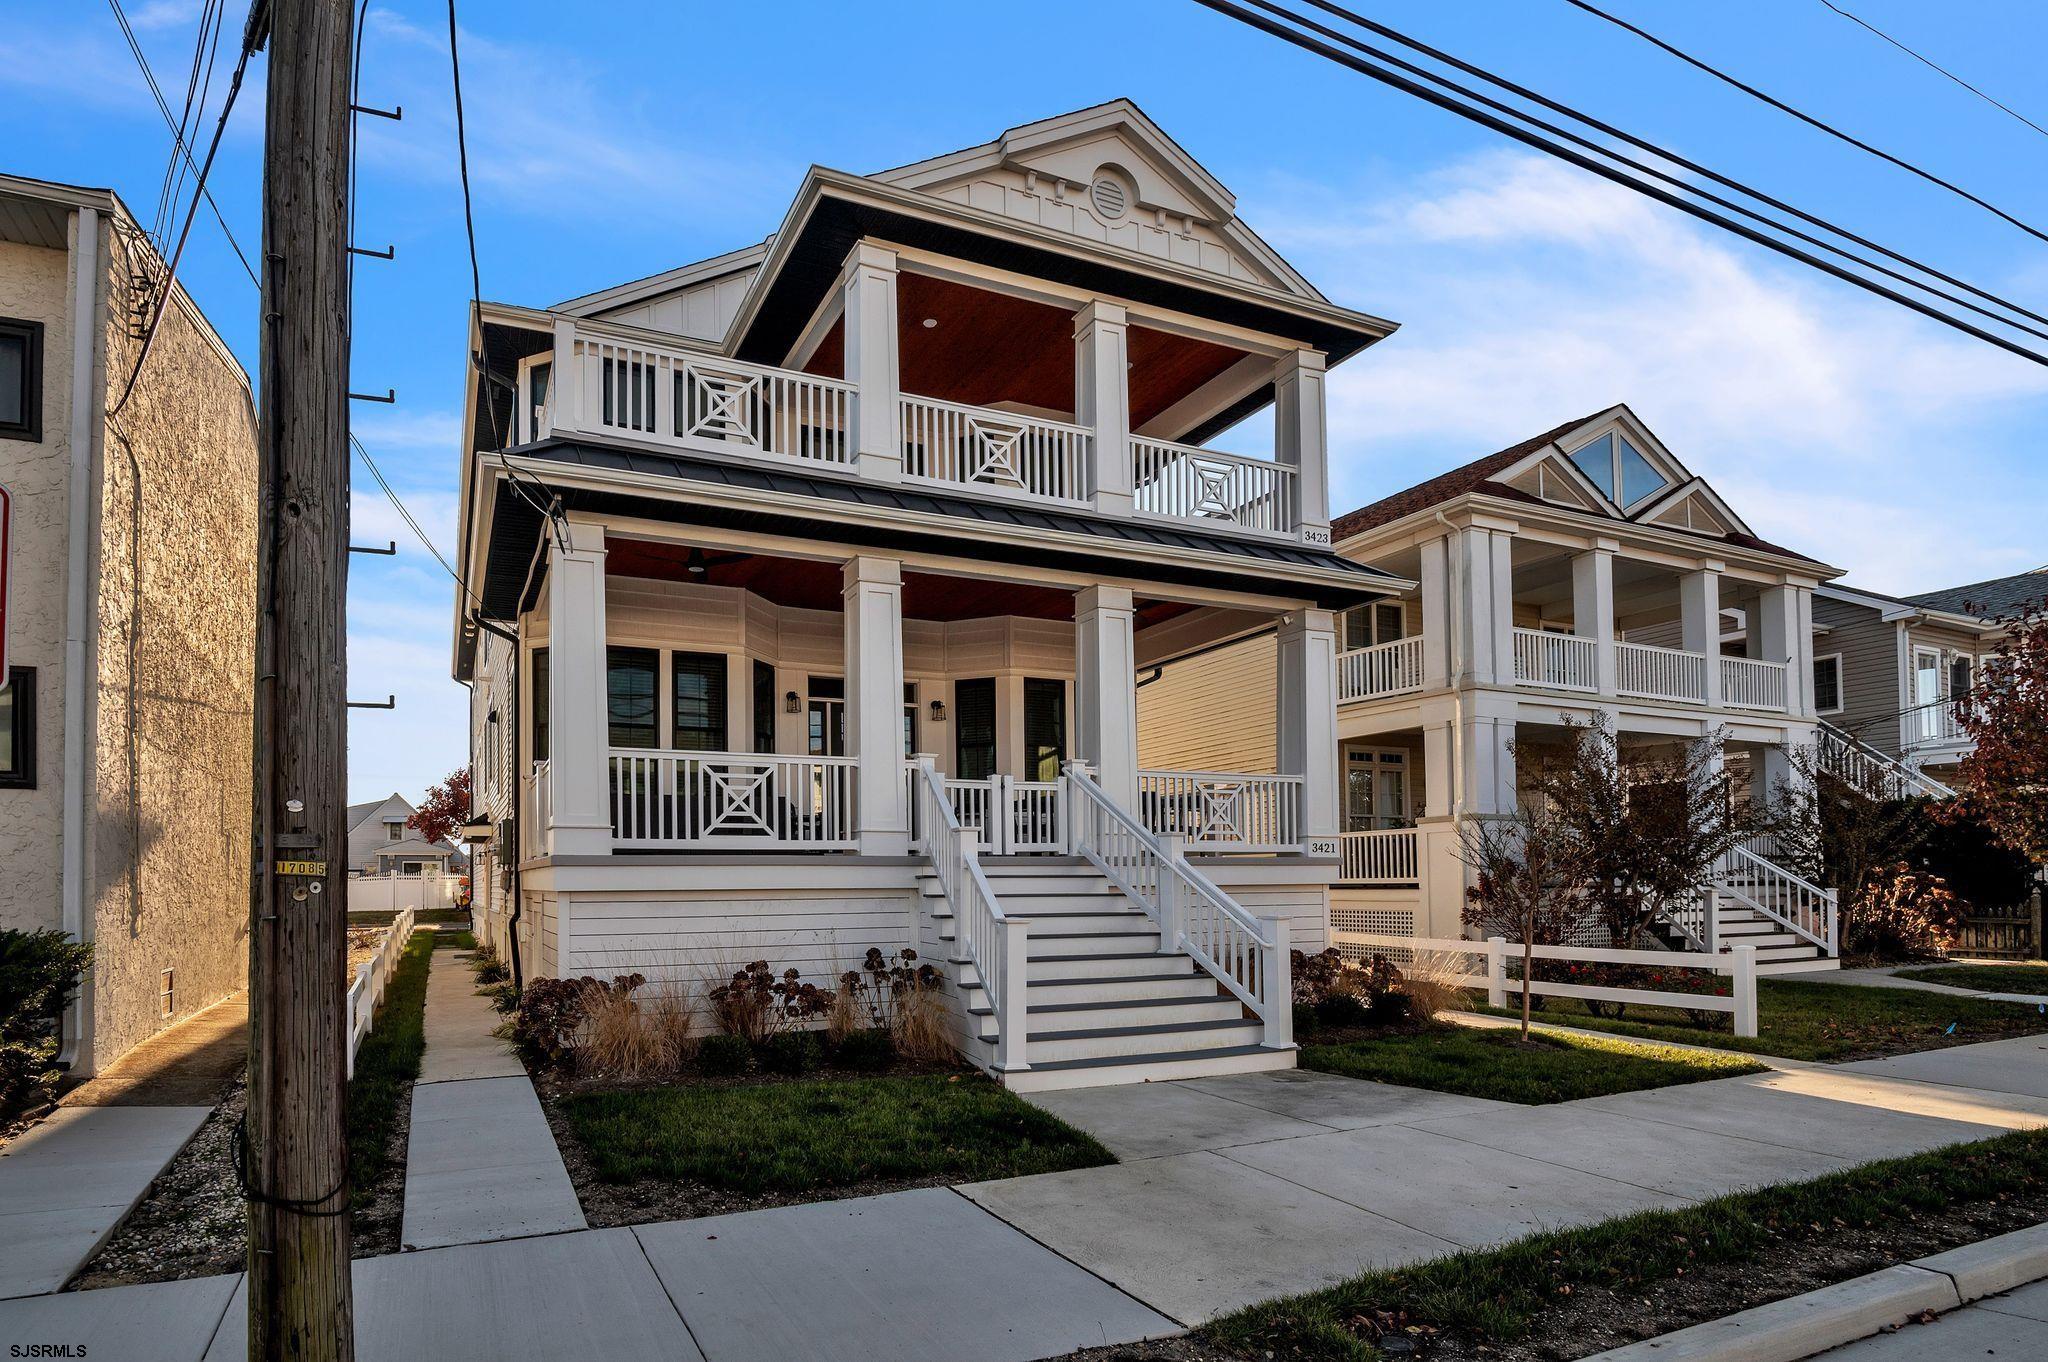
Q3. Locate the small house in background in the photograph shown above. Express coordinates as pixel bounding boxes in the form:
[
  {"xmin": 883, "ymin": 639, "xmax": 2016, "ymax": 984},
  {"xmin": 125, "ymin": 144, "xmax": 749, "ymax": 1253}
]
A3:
[
  {"xmin": 0, "ymin": 173, "xmax": 257, "ymax": 1076},
  {"xmin": 344, "ymin": 793, "xmax": 468, "ymax": 879}
]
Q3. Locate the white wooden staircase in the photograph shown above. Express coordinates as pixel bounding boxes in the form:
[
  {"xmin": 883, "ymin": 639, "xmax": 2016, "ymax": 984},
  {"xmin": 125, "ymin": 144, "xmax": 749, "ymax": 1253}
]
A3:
[{"xmin": 919, "ymin": 862, "xmax": 1293, "ymax": 1091}]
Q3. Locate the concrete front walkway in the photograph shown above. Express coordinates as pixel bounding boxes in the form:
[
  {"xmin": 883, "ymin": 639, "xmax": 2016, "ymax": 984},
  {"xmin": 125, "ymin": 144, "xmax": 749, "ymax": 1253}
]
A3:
[
  {"xmin": 963, "ymin": 1046, "xmax": 2048, "ymax": 1324},
  {"xmin": 398, "ymin": 950, "xmax": 585, "ymax": 1250}
]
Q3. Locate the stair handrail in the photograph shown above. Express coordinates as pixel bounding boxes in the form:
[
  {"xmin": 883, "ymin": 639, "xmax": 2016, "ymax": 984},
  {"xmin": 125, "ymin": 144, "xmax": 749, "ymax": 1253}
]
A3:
[
  {"xmin": 1717, "ymin": 844, "xmax": 1838, "ymax": 955},
  {"xmin": 910, "ymin": 758, "xmax": 1030, "ymax": 1072},
  {"xmin": 1817, "ymin": 721, "xmax": 1956, "ymax": 801},
  {"xmin": 1063, "ymin": 761, "xmax": 1293, "ymax": 1049}
]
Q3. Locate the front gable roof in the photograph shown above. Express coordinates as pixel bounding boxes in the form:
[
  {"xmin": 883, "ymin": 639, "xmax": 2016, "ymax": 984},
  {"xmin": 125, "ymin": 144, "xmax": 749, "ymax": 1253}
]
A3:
[{"xmin": 1333, "ymin": 404, "xmax": 1826, "ymax": 566}]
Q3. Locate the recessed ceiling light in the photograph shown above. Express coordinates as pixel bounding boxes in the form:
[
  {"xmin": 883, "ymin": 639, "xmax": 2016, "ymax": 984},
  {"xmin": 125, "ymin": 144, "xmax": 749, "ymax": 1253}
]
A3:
[{"xmin": 921, "ymin": 317, "xmax": 938, "ymax": 328}]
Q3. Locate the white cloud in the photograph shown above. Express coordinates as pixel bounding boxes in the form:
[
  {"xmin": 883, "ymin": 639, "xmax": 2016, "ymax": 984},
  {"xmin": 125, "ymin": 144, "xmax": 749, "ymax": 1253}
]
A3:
[
  {"xmin": 353, "ymin": 408, "xmax": 462, "ymax": 452},
  {"xmin": 129, "ymin": 0, "xmax": 203, "ymax": 30},
  {"xmin": 1260, "ymin": 151, "xmax": 2048, "ymax": 592}
]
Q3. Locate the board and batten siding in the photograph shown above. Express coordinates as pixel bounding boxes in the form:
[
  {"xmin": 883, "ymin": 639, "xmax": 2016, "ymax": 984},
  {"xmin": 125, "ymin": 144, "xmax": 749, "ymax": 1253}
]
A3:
[
  {"xmin": 1137, "ymin": 633, "xmax": 1277, "ymax": 774},
  {"xmin": 555, "ymin": 890, "xmax": 919, "ymax": 997}
]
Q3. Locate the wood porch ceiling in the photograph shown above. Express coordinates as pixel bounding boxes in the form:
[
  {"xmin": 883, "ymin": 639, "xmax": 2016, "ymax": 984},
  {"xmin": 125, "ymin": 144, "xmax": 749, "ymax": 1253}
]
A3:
[
  {"xmin": 604, "ymin": 538, "xmax": 1193, "ymax": 626},
  {"xmin": 800, "ymin": 272, "xmax": 1250, "ymax": 430}
]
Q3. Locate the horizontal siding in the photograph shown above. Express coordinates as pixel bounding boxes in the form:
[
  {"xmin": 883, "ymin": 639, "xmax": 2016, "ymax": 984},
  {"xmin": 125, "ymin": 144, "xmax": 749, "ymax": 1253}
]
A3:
[
  {"xmin": 1137, "ymin": 634, "xmax": 1277, "ymax": 773},
  {"xmin": 1813, "ymin": 595, "xmax": 1904, "ymax": 757},
  {"xmin": 1228, "ymin": 887, "xmax": 1329, "ymax": 953},
  {"xmin": 559, "ymin": 890, "xmax": 917, "ymax": 996}
]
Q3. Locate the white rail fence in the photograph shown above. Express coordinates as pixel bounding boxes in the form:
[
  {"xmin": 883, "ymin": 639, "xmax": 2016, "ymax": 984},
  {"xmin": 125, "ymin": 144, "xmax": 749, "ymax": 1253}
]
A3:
[
  {"xmin": 1616, "ymin": 640, "xmax": 1708, "ymax": 703},
  {"xmin": 1337, "ymin": 636, "xmax": 1426, "ymax": 701},
  {"xmin": 1512, "ymin": 628, "xmax": 1598, "ymax": 691},
  {"xmin": 899, "ymin": 395, "xmax": 1092, "ymax": 505},
  {"xmin": 609, "ymin": 749, "xmax": 857, "ymax": 849},
  {"xmin": 569, "ymin": 335, "xmax": 854, "ymax": 466},
  {"xmin": 1338, "ymin": 828, "xmax": 1420, "ymax": 884},
  {"xmin": 1136, "ymin": 769, "xmax": 1303, "ymax": 852},
  {"xmin": 1720, "ymin": 655, "xmax": 1789, "ymax": 711},
  {"xmin": 346, "ymin": 908, "xmax": 418, "ymax": 1078},
  {"xmin": 1132, "ymin": 437, "xmax": 1298, "ymax": 537},
  {"xmin": 911, "ymin": 759, "xmax": 1029, "ymax": 1071},
  {"xmin": 1335, "ymin": 931, "xmax": 1758, "ymax": 1038},
  {"xmin": 1068, "ymin": 762, "xmax": 1292, "ymax": 1048}
]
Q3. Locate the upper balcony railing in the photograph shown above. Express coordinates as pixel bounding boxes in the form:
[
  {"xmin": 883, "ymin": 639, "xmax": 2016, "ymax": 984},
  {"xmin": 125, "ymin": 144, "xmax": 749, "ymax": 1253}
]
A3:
[
  {"xmin": 1512, "ymin": 628, "xmax": 1598, "ymax": 692},
  {"xmin": 1338, "ymin": 636, "xmax": 1425, "ymax": 701},
  {"xmin": 1616, "ymin": 640, "xmax": 1707, "ymax": 704},
  {"xmin": 533, "ymin": 319, "xmax": 1319, "ymax": 545},
  {"xmin": 1720, "ymin": 655, "xmax": 1789, "ymax": 712}
]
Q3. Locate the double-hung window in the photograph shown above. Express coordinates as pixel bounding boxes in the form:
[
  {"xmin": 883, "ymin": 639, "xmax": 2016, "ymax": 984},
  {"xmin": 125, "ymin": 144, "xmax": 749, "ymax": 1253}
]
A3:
[
  {"xmin": 0, "ymin": 318, "xmax": 43, "ymax": 442},
  {"xmin": 671, "ymin": 651, "xmax": 728, "ymax": 752},
  {"xmin": 0, "ymin": 667, "xmax": 36, "ymax": 788}
]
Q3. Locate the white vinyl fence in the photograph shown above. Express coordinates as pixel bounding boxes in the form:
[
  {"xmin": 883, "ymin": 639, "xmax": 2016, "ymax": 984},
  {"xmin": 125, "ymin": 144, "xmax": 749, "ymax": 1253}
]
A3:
[
  {"xmin": 1339, "ymin": 931, "xmax": 1758, "ymax": 1038},
  {"xmin": 346, "ymin": 908, "xmax": 417, "ymax": 1078},
  {"xmin": 347, "ymin": 872, "xmax": 461, "ymax": 915}
]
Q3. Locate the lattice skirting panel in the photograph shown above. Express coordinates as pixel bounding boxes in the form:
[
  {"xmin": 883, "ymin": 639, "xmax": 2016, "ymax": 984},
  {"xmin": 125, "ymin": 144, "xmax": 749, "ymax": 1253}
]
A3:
[{"xmin": 1333, "ymin": 905, "xmax": 1416, "ymax": 964}]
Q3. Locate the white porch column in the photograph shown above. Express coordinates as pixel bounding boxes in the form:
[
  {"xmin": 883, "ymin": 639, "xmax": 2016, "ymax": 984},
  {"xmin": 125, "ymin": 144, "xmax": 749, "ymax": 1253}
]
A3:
[
  {"xmin": 1416, "ymin": 707, "xmax": 1462, "ymax": 938},
  {"xmin": 1274, "ymin": 349, "xmax": 1331, "ymax": 546},
  {"xmin": 1680, "ymin": 564, "xmax": 1724, "ymax": 708},
  {"xmin": 1277, "ymin": 609, "xmax": 1341, "ymax": 843},
  {"xmin": 1572, "ymin": 541, "xmax": 1618, "ymax": 696},
  {"xmin": 1074, "ymin": 584, "xmax": 1139, "ymax": 809},
  {"xmin": 1074, "ymin": 301, "xmax": 1132, "ymax": 517},
  {"xmin": 841, "ymin": 242, "xmax": 901, "ymax": 482},
  {"xmin": 1756, "ymin": 584, "xmax": 1804, "ymax": 716},
  {"xmin": 1454, "ymin": 524, "xmax": 1517, "ymax": 686},
  {"xmin": 1458, "ymin": 712, "xmax": 1518, "ymax": 816},
  {"xmin": 547, "ymin": 525, "xmax": 611, "ymax": 857},
  {"xmin": 1419, "ymin": 535, "xmax": 1451, "ymax": 690},
  {"xmin": 844, "ymin": 556, "xmax": 909, "ymax": 854}
]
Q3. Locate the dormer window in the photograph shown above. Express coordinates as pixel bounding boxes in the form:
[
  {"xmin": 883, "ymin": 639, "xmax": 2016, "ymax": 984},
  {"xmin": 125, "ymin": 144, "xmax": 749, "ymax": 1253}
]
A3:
[
  {"xmin": 385, "ymin": 819, "xmax": 404, "ymax": 842},
  {"xmin": 1565, "ymin": 431, "xmax": 1668, "ymax": 508}
]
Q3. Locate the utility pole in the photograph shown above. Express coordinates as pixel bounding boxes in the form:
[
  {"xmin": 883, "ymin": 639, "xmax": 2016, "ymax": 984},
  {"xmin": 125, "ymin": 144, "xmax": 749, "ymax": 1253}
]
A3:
[{"xmin": 245, "ymin": 0, "xmax": 356, "ymax": 1357}]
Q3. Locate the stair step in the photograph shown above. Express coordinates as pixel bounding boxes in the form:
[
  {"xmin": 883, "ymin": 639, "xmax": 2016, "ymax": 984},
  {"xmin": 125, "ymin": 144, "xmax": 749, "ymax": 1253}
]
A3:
[
  {"xmin": 970, "ymin": 996, "xmax": 1244, "ymax": 1037},
  {"xmin": 1025, "ymin": 1017, "xmax": 1265, "ymax": 1063},
  {"xmin": 962, "ymin": 971, "xmax": 1212, "ymax": 1006},
  {"xmin": 1026, "ymin": 951, "xmax": 1192, "ymax": 981},
  {"xmin": 999, "ymin": 1044, "xmax": 1295, "ymax": 1092},
  {"xmin": 1027, "ymin": 931, "xmax": 1163, "ymax": 958}
]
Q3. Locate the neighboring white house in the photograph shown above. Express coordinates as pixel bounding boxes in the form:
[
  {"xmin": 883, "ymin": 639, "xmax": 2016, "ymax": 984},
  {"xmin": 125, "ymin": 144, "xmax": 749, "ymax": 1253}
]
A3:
[
  {"xmin": 455, "ymin": 101, "xmax": 1406, "ymax": 1089},
  {"xmin": 1141, "ymin": 405, "xmax": 1886, "ymax": 975},
  {"xmin": 345, "ymin": 793, "xmax": 465, "ymax": 878}
]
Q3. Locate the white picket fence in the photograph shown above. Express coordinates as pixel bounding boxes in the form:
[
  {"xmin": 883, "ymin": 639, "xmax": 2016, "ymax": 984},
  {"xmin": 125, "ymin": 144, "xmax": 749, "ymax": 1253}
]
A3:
[
  {"xmin": 346, "ymin": 908, "xmax": 418, "ymax": 1078},
  {"xmin": 1337, "ymin": 931, "xmax": 1758, "ymax": 1038}
]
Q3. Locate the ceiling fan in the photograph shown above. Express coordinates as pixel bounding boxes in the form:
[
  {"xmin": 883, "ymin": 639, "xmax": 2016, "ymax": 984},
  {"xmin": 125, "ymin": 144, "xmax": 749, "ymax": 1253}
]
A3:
[{"xmin": 680, "ymin": 546, "xmax": 747, "ymax": 578}]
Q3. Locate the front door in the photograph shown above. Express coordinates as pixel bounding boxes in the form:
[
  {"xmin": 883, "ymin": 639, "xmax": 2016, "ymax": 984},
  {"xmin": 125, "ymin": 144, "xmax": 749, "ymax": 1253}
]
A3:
[
  {"xmin": 954, "ymin": 678, "xmax": 997, "ymax": 781},
  {"xmin": 1023, "ymin": 678, "xmax": 1066, "ymax": 782},
  {"xmin": 1913, "ymin": 647, "xmax": 1942, "ymax": 742}
]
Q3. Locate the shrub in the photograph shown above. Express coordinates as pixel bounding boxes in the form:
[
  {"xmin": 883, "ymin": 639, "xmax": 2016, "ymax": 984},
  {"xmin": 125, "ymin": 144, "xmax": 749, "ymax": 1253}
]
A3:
[
  {"xmin": 1291, "ymin": 947, "xmax": 1356, "ymax": 1007},
  {"xmin": 838, "ymin": 948, "xmax": 945, "ymax": 1032},
  {"xmin": 1313, "ymin": 991, "xmax": 1371, "ymax": 1027},
  {"xmin": 697, "ymin": 1032, "xmax": 752, "ymax": 1076},
  {"xmin": 891, "ymin": 981, "xmax": 953, "ymax": 1063},
  {"xmin": 512, "ymin": 972, "xmax": 648, "ymax": 1066},
  {"xmin": 831, "ymin": 1027, "xmax": 895, "ymax": 1072},
  {"xmin": 1847, "ymin": 864, "xmax": 1966, "ymax": 962},
  {"xmin": 471, "ymin": 947, "xmax": 509, "ymax": 986},
  {"xmin": 1291, "ymin": 1002, "xmax": 1321, "ymax": 1039},
  {"xmin": 1365, "ymin": 989, "xmax": 1412, "ymax": 1026},
  {"xmin": 0, "ymin": 929, "xmax": 94, "ymax": 1114},
  {"xmin": 481, "ymin": 981, "xmax": 520, "ymax": 1015},
  {"xmin": 759, "ymin": 1030, "xmax": 821, "ymax": 1075},
  {"xmin": 1396, "ymin": 951, "xmax": 1467, "ymax": 1023},
  {"xmin": 708, "ymin": 961, "xmax": 832, "ymax": 1043}
]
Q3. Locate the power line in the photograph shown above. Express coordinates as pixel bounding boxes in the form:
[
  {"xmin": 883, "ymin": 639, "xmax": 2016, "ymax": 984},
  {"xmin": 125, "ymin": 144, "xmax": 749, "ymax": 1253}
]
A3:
[
  {"xmin": 1284, "ymin": 0, "xmax": 2048, "ymax": 336},
  {"xmin": 445, "ymin": 0, "xmax": 501, "ymax": 451},
  {"xmin": 1564, "ymin": 0, "xmax": 2048, "ymax": 246},
  {"xmin": 106, "ymin": 0, "xmax": 258, "ymax": 287},
  {"xmin": 1818, "ymin": 0, "xmax": 2048, "ymax": 141},
  {"xmin": 1192, "ymin": 0, "xmax": 2048, "ymax": 366},
  {"xmin": 109, "ymin": 0, "xmax": 261, "ymax": 420}
]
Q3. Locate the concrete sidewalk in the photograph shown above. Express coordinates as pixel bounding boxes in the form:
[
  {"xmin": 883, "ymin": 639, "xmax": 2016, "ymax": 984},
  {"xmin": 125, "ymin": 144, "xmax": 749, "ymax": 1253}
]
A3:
[
  {"xmin": 963, "ymin": 1044, "xmax": 2048, "ymax": 1324},
  {"xmin": 1779, "ymin": 963, "xmax": 2048, "ymax": 1007},
  {"xmin": 1807, "ymin": 1277, "xmax": 2048, "ymax": 1359},
  {"xmin": 398, "ymin": 949, "xmax": 584, "ymax": 1250}
]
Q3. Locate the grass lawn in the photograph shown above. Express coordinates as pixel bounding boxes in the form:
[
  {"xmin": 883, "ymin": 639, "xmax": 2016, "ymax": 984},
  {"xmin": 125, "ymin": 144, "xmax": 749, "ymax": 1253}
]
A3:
[
  {"xmin": 560, "ymin": 1074, "xmax": 1112, "ymax": 1195},
  {"xmin": 345, "ymin": 930, "xmax": 435, "ymax": 1203},
  {"xmin": 435, "ymin": 928, "xmax": 477, "ymax": 951},
  {"xmin": 1896, "ymin": 962, "xmax": 2048, "ymax": 995},
  {"xmin": 1300, "ymin": 1025, "xmax": 1762, "ymax": 1103},
  {"xmin": 1203, "ymin": 1128, "xmax": 2048, "ymax": 1362},
  {"xmin": 1470, "ymin": 977, "xmax": 2048, "ymax": 1062}
]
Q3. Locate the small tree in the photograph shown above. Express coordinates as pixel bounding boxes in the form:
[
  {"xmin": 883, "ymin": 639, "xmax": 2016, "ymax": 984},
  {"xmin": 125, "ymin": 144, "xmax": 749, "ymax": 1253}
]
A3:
[
  {"xmin": 1458, "ymin": 803, "xmax": 1591, "ymax": 1040},
  {"xmin": 1767, "ymin": 743, "xmax": 1931, "ymax": 913},
  {"xmin": 408, "ymin": 768, "xmax": 473, "ymax": 848},
  {"xmin": 1948, "ymin": 606, "xmax": 2048, "ymax": 863},
  {"xmin": 1519, "ymin": 717, "xmax": 1767, "ymax": 948}
]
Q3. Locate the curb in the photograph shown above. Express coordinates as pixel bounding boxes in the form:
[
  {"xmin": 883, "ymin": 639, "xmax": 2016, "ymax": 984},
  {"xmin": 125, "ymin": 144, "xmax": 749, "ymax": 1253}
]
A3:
[{"xmin": 1582, "ymin": 1221, "xmax": 2048, "ymax": 1361}]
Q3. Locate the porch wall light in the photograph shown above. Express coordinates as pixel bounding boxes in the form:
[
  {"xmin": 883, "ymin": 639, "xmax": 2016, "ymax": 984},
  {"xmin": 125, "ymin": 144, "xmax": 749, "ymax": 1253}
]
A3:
[
  {"xmin": 928, "ymin": 699, "xmax": 947, "ymax": 723},
  {"xmin": 785, "ymin": 690, "xmax": 802, "ymax": 715}
]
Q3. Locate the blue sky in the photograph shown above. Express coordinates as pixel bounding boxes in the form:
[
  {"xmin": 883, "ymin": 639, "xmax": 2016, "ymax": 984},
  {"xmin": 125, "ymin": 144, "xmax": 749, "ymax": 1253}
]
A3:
[{"xmin": 6, "ymin": 0, "xmax": 2045, "ymax": 803}]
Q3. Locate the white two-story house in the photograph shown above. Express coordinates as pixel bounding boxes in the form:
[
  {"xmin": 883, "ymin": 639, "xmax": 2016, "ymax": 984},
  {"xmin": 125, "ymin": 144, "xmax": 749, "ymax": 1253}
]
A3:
[
  {"xmin": 454, "ymin": 102, "xmax": 1409, "ymax": 1089},
  {"xmin": 1141, "ymin": 405, "xmax": 1852, "ymax": 973}
]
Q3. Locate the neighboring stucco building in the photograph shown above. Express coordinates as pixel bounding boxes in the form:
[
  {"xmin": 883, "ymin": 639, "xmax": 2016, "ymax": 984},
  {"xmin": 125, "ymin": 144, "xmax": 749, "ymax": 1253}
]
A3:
[{"xmin": 0, "ymin": 173, "xmax": 257, "ymax": 1076}]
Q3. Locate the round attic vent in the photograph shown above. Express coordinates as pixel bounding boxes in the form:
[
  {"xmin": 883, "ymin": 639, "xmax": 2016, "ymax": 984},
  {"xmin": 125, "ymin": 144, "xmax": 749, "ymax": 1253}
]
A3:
[{"xmin": 1089, "ymin": 175, "xmax": 1129, "ymax": 221}]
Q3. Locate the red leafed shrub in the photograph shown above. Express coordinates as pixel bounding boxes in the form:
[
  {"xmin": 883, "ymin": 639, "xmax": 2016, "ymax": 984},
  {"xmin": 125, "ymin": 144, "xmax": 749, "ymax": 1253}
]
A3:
[
  {"xmin": 708, "ymin": 961, "xmax": 832, "ymax": 1044},
  {"xmin": 1845, "ymin": 864, "xmax": 1965, "ymax": 963}
]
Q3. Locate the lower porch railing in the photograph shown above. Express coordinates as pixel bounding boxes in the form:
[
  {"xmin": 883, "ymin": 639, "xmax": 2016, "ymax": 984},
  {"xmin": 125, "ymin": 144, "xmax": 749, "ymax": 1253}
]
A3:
[
  {"xmin": 1135, "ymin": 769, "xmax": 1303, "ymax": 853},
  {"xmin": 1338, "ymin": 828, "xmax": 1419, "ymax": 884},
  {"xmin": 1067, "ymin": 762, "xmax": 1292, "ymax": 1049},
  {"xmin": 905, "ymin": 764, "xmax": 1066, "ymax": 854},
  {"xmin": 609, "ymin": 749, "xmax": 857, "ymax": 849}
]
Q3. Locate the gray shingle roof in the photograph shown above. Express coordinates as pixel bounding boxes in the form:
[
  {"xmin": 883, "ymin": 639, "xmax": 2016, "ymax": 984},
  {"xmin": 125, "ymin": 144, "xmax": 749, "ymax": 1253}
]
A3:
[{"xmin": 1904, "ymin": 569, "xmax": 2048, "ymax": 621}]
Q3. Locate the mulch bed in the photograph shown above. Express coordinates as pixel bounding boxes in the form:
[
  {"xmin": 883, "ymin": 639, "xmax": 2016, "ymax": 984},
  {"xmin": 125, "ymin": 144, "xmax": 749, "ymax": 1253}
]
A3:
[{"xmin": 531, "ymin": 1057, "xmax": 977, "ymax": 1228}]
